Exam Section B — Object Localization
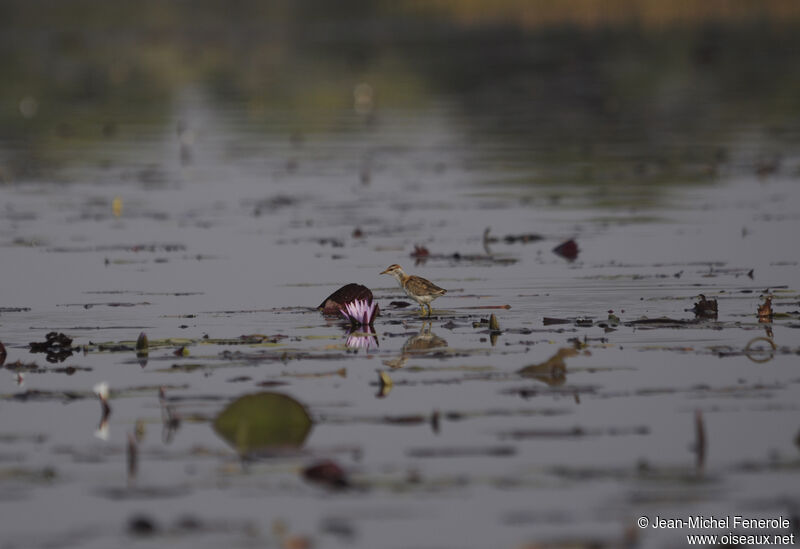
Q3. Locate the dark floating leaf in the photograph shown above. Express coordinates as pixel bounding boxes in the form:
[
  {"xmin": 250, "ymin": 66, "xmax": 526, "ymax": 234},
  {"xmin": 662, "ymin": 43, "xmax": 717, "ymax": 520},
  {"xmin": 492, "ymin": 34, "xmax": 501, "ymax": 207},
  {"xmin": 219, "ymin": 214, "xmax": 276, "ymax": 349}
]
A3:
[
  {"xmin": 128, "ymin": 515, "xmax": 159, "ymax": 536},
  {"xmin": 542, "ymin": 317, "xmax": 573, "ymax": 326},
  {"xmin": 11, "ymin": 389, "xmax": 84, "ymax": 402},
  {"xmin": 624, "ymin": 317, "xmax": 698, "ymax": 328},
  {"xmin": 500, "ymin": 425, "xmax": 649, "ymax": 440},
  {"xmin": 4, "ymin": 360, "xmax": 39, "ymax": 371},
  {"xmin": 302, "ymin": 459, "xmax": 350, "ymax": 490},
  {"xmin": 318, "ymin": 283, "xmax": 375, "ymax": 315},
  {"xmin": 406, "ymin": 445, "xmax": 516, "ymax": 458},
  {"xmin": 408, "ymin": 248, "xmax": 516, "ymax": 265},
  {"xmin": 410, "ymin": 245, "xmax": 430, "ymax": 258},
  {"xmin": 691, "ymin": 294, "xmax": 718, "ymax": 318},
  {"xmin": 552, "ymin": 238, "xmax": 579, "ymax": 261},
  {"xmin": 389, "ymin": 301, "xmax": 411, "ymax": 309},
  {"xmin": 483, "ymin": 228, "xmax": 544, "ymax": 245},
  {"xmin": 251, "ymin": 194, "xmax": 299, "ymax": 216},
  {"xmin": 0, "ymin": 341, "xmax": 6, "ymax": 366},
  {"xmin": 256, "ymin": 380, "xmax": 289, "ymax": 387},
  {"xmin": 213, "ymin": 392, "xmax": 312, "ymax": 455},
  {"xmin": 28, "ymin": 332, "xmax": 74, "ymax": 363},
  {"xmin": 0, "ymin": 307, "xmax": 31, "ymax": 313}
]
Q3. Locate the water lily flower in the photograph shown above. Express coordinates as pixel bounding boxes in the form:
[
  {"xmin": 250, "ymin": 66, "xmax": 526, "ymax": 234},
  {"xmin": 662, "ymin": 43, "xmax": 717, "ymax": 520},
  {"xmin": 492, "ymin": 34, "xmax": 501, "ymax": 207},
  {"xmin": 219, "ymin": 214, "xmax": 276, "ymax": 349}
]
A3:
[
  {"xmin": 93, "ymin": 381, "xmax": 109, "ymax": 402},
  {"xmin": 340, "ymin": 299, "xmax": 378, "ymax": 326}
]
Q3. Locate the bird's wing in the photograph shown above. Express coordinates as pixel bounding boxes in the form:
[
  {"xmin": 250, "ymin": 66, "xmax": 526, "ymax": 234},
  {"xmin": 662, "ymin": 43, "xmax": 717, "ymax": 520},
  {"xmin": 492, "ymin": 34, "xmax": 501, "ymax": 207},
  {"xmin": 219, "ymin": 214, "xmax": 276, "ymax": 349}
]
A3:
[{"xmin": 406, "ymin": 276, "xmax": 446, "ymax": 296}]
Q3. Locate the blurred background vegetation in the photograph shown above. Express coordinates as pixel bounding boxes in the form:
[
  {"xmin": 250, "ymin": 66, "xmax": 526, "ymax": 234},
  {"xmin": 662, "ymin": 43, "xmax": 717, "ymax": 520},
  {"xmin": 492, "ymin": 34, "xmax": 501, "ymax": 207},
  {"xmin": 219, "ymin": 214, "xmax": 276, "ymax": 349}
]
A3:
[{"xmin": 2, "ymin": 0, "xmax": 800, "ymax": 184}]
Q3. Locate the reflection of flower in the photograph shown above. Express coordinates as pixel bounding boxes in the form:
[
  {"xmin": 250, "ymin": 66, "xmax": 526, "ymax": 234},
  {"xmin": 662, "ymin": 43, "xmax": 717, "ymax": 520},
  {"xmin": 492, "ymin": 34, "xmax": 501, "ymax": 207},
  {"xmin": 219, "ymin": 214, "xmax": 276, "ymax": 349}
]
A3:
[
  {"xmin": 345, "ymin": 327, "xmax": 379, "ymax": 351},
  {"xmin": 94, "ymin": 417, "xmax": 110, "ymax": 441},
  {"xmin": 340, "ymin": 299, "xmax": 378, "ymax": 326}
]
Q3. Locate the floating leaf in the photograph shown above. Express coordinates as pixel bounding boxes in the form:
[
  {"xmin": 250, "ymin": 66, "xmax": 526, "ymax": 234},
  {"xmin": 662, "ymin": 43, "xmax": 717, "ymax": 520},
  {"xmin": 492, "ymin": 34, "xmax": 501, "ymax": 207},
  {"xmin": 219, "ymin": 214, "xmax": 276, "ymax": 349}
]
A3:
[
  {"xmin": 489, "ymin": 314, "xmax": 500, "ymax": 332},
  {"xmin": 213, "ymin": 392, "xmax": 312, "ymax": 454},
  {"xmin": 318, "ymin": 283, "xmax": 375, "ymax": 315}
]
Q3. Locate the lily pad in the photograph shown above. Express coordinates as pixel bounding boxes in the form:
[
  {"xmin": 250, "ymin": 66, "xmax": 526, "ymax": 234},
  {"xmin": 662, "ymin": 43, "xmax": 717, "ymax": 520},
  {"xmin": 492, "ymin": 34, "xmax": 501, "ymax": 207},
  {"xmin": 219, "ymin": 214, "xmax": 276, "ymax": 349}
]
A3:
[{"xmin": 212, "ymin": 392, "xmax": 312, "ymax": 454}]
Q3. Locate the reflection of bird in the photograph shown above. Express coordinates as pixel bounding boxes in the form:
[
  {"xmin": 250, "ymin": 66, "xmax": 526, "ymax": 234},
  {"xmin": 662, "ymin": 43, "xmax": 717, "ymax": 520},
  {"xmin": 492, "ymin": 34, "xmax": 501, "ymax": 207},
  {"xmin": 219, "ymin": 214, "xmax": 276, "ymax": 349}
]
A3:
[
  {"xmin": 517, "ymin": 348, "xmax": 577, "ymax": 387},
  {"xmin": 383, "ymin": 323, "xmax": 448, "ymax": 369},
  {"xmin": 402, "ymin": 322, "xmax": 448, "ymax": 353},
  {"xmin": 380, "ymin": 264, "xmax": 446, "ymax": 317}
]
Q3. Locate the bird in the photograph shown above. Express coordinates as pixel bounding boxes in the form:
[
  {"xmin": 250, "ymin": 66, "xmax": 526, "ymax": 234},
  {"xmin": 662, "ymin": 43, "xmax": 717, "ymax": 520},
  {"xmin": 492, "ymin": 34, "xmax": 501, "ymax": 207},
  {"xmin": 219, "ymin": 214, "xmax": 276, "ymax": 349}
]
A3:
[{"xmin": 380, "ymin": 264, "xmax": 446, "ymax": 317}]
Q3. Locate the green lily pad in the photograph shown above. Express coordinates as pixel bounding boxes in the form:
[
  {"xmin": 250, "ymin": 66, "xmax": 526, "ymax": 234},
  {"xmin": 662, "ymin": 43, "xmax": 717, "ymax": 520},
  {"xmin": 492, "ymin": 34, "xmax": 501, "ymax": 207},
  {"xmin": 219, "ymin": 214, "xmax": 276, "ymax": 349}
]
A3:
[{"xmin": 213, "ymin": 392, "xmax": 312, "ymax": 454}]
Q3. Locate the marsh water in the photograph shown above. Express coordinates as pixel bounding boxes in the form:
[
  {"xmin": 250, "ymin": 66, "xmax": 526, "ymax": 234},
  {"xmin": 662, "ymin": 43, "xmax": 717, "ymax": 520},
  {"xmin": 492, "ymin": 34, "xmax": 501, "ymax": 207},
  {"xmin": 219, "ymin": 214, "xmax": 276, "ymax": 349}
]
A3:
[{"xmin": 1, "ymin": 5, "xmax": 800, "ymax": 548}]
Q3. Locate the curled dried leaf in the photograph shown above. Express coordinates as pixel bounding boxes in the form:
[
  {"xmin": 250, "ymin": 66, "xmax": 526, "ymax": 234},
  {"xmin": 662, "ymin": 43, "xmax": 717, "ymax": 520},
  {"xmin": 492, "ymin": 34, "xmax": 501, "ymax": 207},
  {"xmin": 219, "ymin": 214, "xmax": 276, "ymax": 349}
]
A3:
[
  {"xmin": 692, "ymin": 294, "xmax": 718, "ymax": 318},
  {"xmin": 757, "ymin": 296, "xmax": 773, "ymax": 322}
]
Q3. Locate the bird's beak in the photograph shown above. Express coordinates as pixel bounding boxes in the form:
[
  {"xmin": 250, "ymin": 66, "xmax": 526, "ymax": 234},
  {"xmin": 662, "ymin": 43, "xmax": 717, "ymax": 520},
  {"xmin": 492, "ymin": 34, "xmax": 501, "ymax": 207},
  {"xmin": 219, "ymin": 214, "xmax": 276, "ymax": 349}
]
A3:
[{"xmin": 380, "ymin": 268, "xmax": 390, "ymax": 274}]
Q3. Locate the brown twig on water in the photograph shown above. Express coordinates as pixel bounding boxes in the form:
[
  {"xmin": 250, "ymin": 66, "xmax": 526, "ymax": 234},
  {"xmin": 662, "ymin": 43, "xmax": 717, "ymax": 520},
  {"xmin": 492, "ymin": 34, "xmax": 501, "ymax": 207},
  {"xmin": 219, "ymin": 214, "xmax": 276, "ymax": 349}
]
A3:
[{"xmin": 127, "ymin": 432, "xmax": 138, "ymax": 484}]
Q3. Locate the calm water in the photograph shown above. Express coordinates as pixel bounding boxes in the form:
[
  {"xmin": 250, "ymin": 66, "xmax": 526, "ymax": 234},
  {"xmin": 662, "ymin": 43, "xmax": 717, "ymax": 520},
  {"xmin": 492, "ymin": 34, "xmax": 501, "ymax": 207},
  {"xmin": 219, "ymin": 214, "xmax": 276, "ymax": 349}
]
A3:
[{"xmin": 1, "ymin": 7, "xmax": 799, "ymax": 548}]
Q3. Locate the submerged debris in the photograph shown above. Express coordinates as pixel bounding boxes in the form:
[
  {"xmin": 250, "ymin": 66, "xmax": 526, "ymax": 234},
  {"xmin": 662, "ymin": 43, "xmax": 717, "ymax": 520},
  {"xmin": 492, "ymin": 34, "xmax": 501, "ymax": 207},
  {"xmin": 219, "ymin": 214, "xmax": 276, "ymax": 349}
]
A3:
[
  {"xmin": 483, "ymin": 228, "xmax": 544, "ymax": 245},
  {"xmin": 0, "ymin": 341, "xmax": 5, "ymax": 366},
  {"xmin": 127, "ymin": 433, "xmax": 138, "ymax": 483},
  {"xmin": 691, "ymin": 294, "xmax": 718, "ymax": 318},
  {"xmin": 694, "ymin": 410, "xmax": 706, "ymax": 472},
  {"xmin": 318, "ymin": 283, "xmax": 376, "ymax": 315}
]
